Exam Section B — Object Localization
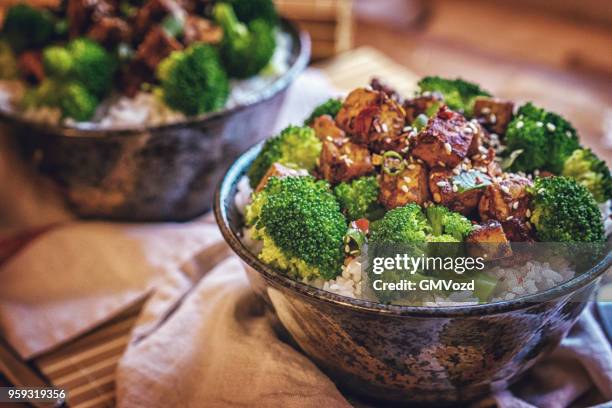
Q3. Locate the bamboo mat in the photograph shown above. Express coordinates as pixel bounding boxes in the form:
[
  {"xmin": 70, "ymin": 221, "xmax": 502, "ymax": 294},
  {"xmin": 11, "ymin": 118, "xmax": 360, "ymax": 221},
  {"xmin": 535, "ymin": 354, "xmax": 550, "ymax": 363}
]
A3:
[{"xmin": 0, "ymin": 47, "xmax": 417, "ymax": 408}]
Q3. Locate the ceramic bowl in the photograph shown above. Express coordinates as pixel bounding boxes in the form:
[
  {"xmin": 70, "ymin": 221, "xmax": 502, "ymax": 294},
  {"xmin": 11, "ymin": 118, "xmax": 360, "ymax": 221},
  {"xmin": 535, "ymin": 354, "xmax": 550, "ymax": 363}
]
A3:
[
  {"xmin": 215, "ymin": 142, "xmax": 612, "ymax": 406},
  {"xmin": 0, "ymin": 20, "xmax": 309, "ymax": 222}
]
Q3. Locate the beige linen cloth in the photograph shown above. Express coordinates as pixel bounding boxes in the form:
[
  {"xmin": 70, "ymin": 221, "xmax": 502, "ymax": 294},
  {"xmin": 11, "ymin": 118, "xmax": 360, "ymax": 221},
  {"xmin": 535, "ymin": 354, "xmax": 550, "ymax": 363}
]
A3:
[{"xmin": 1, "ymin": 70, "xmax": 611, "ymax": 407}]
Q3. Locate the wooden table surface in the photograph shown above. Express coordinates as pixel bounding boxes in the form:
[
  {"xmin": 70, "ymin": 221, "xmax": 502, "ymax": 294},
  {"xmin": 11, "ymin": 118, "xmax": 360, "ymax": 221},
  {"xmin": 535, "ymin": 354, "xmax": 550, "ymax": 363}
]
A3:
[{"xmin": 353, "ymin": 0, "xmax": 612, "ymax": 164}]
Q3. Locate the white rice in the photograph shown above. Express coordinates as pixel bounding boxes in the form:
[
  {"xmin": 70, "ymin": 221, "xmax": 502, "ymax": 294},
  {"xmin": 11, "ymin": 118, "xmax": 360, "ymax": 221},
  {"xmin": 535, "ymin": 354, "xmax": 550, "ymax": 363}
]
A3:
[
  {"xmin": 0, "ymin": 31, "xmax": 292, "ymax": 128},
  {"xmin": 234, "ymin": 175, "xmax": 580, "ymax": 305}
]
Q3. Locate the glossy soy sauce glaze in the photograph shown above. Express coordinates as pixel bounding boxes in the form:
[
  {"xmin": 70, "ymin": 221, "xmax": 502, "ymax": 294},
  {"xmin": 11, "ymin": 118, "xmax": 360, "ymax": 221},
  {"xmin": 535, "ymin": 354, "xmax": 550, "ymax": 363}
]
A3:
[
  {"xmin": 215, "ymin": 143, "xmax": 611, "ymax": 405},
  {"xmin": 1, "ymin": 20, "xmax": 309, "ymax": 222}
]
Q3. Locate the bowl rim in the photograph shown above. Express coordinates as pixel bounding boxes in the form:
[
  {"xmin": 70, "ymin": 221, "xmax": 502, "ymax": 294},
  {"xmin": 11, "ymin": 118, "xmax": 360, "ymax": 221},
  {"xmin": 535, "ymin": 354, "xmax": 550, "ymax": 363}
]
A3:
[
  {"xmin": 0, "ymin": 18, "xmax": 310, "ymax": 138},
  {"xmin": 214, "ymin": 142, "xmax": 612, "ymax": 318}
]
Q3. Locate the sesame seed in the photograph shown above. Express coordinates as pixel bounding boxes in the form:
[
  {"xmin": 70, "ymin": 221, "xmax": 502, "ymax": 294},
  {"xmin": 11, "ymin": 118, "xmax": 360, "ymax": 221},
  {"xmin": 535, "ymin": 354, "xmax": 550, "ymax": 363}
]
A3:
[
  {"xmin": 433, "ymin": 193, "xmax": 441, "ymax": 202},
  {"xmin": 403, "ymin": 126, "xmax": 412, "ymax": 132},
  {"xmin": 481, "ymin": 107, "xmax": 491, "ymax": 114},
  {"xmin": 479, "ymin": 146, "xmax": 488, "ymax": 154},
  {"xmin": 536, "ymin": 121, "xmax": 543, "ymax": 127},
  {"xmin": 506, "ymin": 216, "xmax": 514, "ymax": 221},
  {"xmin": 464, "ymin": 126, "xmax": 473, "ymax": 134},
  {"xmin": 546, "ymin": 123, "xmax": 556, "ymax": 132},
  {"xmin": 500, "ymin": 185, "xmax": 510, "ymax": 194},
  {"xmin": 471, "ymin": 154, "xmax": 481, "ymax": 160},
  {"xmin": 489, "ymin": 114, "xmax": 497, "ymax": 124},
  {"xmin": 436, "ymin": 181, "xmax": 447, "ymax": 187},
  {"xmin": 512, "ymin": 201, "xmax": 519, "ymax": 209},
  {"xmin": 401, "ymin": 185, "xmax": 409, "ymax": 193},
  {"xmin": 326, "ymin": 136, "xmax": 333, "ymax": 141},
  {"xmin": 526, "ymin": 209, "xmax": 531, "ymax": 217},
  {"xmin": 438, "ymin": 161, "xmax": 446, "ymax": 167},
  {"xmin": 403, "ymin": 176, "xmax": 412, "ymax": 183},
  {"xmin": 385, "ymin": 137, "xmax": 391, "ymax": 143},
  {"xmin": 381, "ymin": 123, "xmax": 389, "ymax": 132},
  {"xmin": 452, "ymin": 184, "xmax": 458, "ymax": 192},
  {"xmin": 452, "ymin": 168, "xmax": 460, "ymax": 175},
  {"xmin": 534, "ymin": 169, "xmax": 540, "ymax": 176},
  {"xmin": 444, "ymin": 143, "xmax": 452, "ymax": 154},
  {"xmin": 407, "ymin": 164, "xmax": 416, "ymax": 170}
]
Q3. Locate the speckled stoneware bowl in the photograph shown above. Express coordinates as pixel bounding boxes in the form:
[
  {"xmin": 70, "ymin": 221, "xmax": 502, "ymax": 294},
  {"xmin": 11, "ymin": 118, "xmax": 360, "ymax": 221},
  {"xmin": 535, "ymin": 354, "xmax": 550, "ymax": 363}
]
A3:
[
  {"xmin": 215, "ymin": 143, "xmax": 612, "ymax": 406},
  {"xmin": 0, "ymin": 20, "xmax": 309, "ymax": 222}
]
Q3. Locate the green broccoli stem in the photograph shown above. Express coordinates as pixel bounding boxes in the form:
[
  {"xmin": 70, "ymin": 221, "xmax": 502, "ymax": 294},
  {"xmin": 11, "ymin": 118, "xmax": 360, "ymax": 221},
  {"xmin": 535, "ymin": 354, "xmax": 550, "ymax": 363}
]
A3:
[{"xmin": 214, "ymin": 3, "xmax": 248, "ymax": 43}]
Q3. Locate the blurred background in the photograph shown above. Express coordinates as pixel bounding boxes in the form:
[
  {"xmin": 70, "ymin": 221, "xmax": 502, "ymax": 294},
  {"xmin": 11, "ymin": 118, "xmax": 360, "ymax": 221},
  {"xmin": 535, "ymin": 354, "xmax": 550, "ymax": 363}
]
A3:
[{"xmin": 2, "ymin": 0, "xmax": 611, "ymax": 161}]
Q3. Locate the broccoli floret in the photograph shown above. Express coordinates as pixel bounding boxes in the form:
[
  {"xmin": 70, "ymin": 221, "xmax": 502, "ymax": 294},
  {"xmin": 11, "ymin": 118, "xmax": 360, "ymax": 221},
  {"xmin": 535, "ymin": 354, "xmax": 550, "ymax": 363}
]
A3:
[
  {"xmin": 22, "ymin": 79, "xmax": 98, "ymax": 121},
  {"xmin": 247, "ymin": 125, "xmax": 322, "ymax": 188},
  {"xmin": 0, "ymin": 40, "xmax": 18, "ymax": 79},
  {"xmin": 66, "ymin": 38, "xmax": 116, "ymax": 98},
  {"xmin": 2, "ymin": 4, "xmax": 55, "ymax": 52},
  {"xmin": 42, "ymin": 46, "xmax": 73, "ymax": 77},
  {"xmin": 59, "ymin": 82, "xmax": 98, "ymax": 121},
  {"xmin": 304, "ymin": 98, "xmax": 343, "ymax": 126},
  {"xmin": 529, "ymin": 176, "xmax": 604, "ymax": 242},
  {"xmin": 426, "ymin": 205, "xmax": 473, "ymax": 241},
  {"xmin": 505, "ymin": 103, "xmax": 580, "ymax": 174},
  {"xmin": 417, "ymin": 76, "xmax": 490, "ymax": 115},
  {"xmin": 226, "ymin": 0, "xmax": 278, "ymax": 24},
  {"xmin": 157, "ymin": 44, "xmax": 229, "ymax": 115},
  {"xmin": 252, "ymin": 176, "xmax": 347, "ymax": 280},
  {"xmin": 370, "ymin": 204, "xmax": 430, "ymax": 244},
  {"xmin": 334, "ymin": 176, "xmax": 384, "ymax": 221},
  {"xmin": 562, "ymin": 148, "xmax": 612, "ymax": 203},
  {"xmin": 214, "ymin": 3, "xmax": 276, "ymax": 78}
]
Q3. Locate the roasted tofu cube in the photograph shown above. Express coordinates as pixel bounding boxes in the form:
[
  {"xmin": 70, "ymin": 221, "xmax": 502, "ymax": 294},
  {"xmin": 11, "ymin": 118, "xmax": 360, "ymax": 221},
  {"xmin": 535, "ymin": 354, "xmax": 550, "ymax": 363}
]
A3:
[
  {"xmin": 411, "ymin": 106, "xmax": 473, "ymax": 168},
  {"xmin": 319, "ymin": 139, "xmax": 374, "ymax": 184},
  {"xmin": 87, "ymin": 16, "xmax": 131, "ymax": 46},
  {"xmin": 466, "ymin": 220, "xmax": 512, "ymax": 260},
  {"xmin": 256, "ymin": 163, "xmax": 309, "ymax": 193},
  {"xmin": 379, "ymin": 161, "xmax": 430, "ymax": 209},
  {"xmin": 473, "ymin": 97, "xmax": 514, "ymax": 135},
  {"xmin": 501, "ymin": 218, "xmax": 534, "ymax": 242},
  {"xmin": 478, "ymin": 175, "xmax": 532, "ymax": 223},
  {"xmin": 471, "ymin": 146, "xmax": 502, "ymax": 178},
  {"xmin": 428, "ymin": 167, "xmax": 484, "ymax": 215},
  {"xmin": 403, "ymin": 94, "xmax": 442, "ymax": 123},
  {"xmin": 335, "ymin": 88, "xmax": 407, "ymax": 152},
  {"xmin": 312, "ymin": 115, "xmax": 346, "ymax": 142},
  {"xmin": 135, "ymin": 27, "xmax": 183, "ymax": 71}
]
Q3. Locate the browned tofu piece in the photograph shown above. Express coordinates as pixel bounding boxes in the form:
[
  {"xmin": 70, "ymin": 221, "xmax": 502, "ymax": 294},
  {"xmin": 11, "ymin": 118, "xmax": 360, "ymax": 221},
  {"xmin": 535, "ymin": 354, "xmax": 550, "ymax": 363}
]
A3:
[
  {"xmin": 18, "ymin": 51, "xmax": 45, "ymax": 83},
  {"xmin": 319, "ymin": 139, "xmax": 374, "ymax": 184},
  {"xmin": 466, "ymin": 220, "xmax": 512, "ymax": 260},
  {"xmin": 379, "ymin": 161, "xmax": 430, "ymax": 209},
  {"xmin": 428, "ymin": 168, "xmax": 484, "ymax": 215},
  {"xmin": 135, "ymin": 27, "xmax": 183, "ymax": 71},
  {"xmin": 312, "ymin": 115, "xmax": 346, "ymax": 141},
  {"xmin": 471, "ymin": 146, "xmax": 502, "ymax": 178},
  {"xmin": 473, "ymin": 97, "xmax": 514, "ymax": 135},
  {"xmin": 411, "ymin": 106, "xmax": 473, "ymax": 168},
  {"xmin": 501, "ymin": 218, "xmax": 534, "ymax": 242},
  {"xmin": 403, "ymin": 94, "xmax": 442, "ymax": 123},
  {"xmin": 335, "ymin": 88, "xmax": 407, "ymax": 152},
  {"xmin": 478, "ymin": 175, "xmax": 532, "ymax": 223},
  {"xmin": 255, "ymin": 163, "xmax": 308, "ymax": 193}
]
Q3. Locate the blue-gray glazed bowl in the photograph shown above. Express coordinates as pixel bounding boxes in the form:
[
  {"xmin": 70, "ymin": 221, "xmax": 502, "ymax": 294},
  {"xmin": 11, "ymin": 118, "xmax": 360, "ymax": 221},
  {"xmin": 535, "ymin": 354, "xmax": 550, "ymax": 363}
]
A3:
[
  {"xmin": 0, "ymin": 20, "xmax": 309, "ymax": 222},
  {"xmin": 214, "ymin": 142, "xmax": 612, "ymax": 406}
]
